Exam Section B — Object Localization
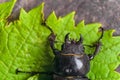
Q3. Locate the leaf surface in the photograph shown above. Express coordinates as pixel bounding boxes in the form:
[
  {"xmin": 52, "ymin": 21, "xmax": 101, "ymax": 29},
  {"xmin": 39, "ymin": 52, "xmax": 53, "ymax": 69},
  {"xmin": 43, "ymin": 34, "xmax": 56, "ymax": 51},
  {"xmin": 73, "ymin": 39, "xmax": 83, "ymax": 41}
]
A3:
[
  {"xmin": 0, "ymin": 1, "xmax": 52, "ymax": 80},
  {"xmin": 0, "ymin": 1, "xmax": 120, "ymax": 80},
  {"xmin": 0, "ymin": 0, "xmax": 16, "ymax": 19}
]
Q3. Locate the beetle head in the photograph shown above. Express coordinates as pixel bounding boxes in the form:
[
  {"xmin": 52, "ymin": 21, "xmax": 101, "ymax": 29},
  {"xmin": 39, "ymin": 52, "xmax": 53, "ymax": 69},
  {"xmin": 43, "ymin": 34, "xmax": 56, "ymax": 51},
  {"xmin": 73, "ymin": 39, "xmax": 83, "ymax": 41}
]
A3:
[{"xmin": 61, "ymin": 33, "xmax": 84, "ymax": 54}]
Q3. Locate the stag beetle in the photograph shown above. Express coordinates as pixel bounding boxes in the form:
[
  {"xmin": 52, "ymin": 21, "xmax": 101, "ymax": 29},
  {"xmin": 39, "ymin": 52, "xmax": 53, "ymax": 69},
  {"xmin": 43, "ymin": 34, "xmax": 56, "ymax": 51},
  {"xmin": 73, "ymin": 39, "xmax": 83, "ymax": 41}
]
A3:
[
  {"xmin": 48, "ymin": 27, "xmax": 103, "ymax": 80},
  {"xmin": 16, "ymin": 27, "xmax": 104, "ymax": 80}
]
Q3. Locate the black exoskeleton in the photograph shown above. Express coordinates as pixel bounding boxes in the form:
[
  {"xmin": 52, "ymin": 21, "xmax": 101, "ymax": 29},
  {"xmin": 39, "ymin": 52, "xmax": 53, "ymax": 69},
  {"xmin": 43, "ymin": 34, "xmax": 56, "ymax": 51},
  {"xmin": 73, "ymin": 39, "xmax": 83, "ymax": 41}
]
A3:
[
  {"xmin": 16, "ymin": 27, "xmax": 104, "ymax": 80},
  {"xmin": 48, "ymin": 28, "xmax": 104, "ymax": 80}
]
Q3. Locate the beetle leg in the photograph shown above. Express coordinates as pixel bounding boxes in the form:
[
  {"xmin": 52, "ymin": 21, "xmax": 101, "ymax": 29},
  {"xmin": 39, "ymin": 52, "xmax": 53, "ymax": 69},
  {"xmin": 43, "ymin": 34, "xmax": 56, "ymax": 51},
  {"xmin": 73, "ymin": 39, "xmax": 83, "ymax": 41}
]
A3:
[
  {"xmin": 16, "ymin": 69, "xmax": 56, "ymax": 79},
  {"xmin": 88, "ymin": 27, "xmax": 104, "ymax": 60},
  {"xmin": 97, "ymin": 27, "xmax": 104, "ymax": 41},
  {"xmin": 16, "ymin": 69, "xmax": 61, "ymax": 77},
  {"xmin": 42, "ymin": 22, "xmax": 60, "ymax": 55},
  {"xmin": 42, "ymin": 22, "xmax": 53, "ymax": 33},
  {"xmin": 49, "ymin": 33, "xmax": 60, "ymax": 55},
  {"xmin": 88, "ymin": 42, "xmax": 101, "ymax": 60},
  {"xmin": 16, "ymin": 68, "xmax": 53, "ymax": 75}
]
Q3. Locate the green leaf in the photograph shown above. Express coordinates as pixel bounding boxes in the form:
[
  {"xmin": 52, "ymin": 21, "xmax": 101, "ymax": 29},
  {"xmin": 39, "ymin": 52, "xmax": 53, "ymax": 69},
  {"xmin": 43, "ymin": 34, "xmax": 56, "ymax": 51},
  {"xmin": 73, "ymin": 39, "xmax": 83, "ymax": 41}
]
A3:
[
  {"xmin": 0, "ymin": 2, "xmax": 52, "ymax": 80},
  {"xmin": 46, "ymin": 12, "xmax": 120, "ymax": 80},
  {"xmin": 27, "ymin": 75, "xmax": 38, "ymax": 80},
  {"xmin": 0, "ymin": 1, "xmax": 120, "ymax": 80},
  {"xmin": 0, "ymin": 0, "xmax": 16, "ymax": 19}
]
